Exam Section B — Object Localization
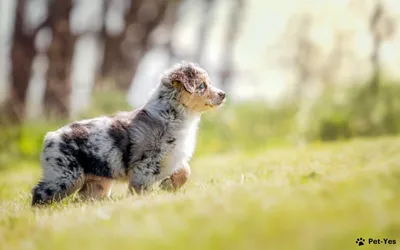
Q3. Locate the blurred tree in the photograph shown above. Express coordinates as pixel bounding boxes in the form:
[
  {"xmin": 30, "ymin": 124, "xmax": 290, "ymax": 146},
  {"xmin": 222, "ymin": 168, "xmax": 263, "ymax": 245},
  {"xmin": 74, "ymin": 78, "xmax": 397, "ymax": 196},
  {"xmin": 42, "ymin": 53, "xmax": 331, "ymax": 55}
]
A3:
[
  {"xmin": 3, "ymin": 0, "xmax": 46, "ymax": 123},
  {"xmin": 291, "ymin": 15, "xmax": 317, "ymax": 99},
  {"xmin": 195, "ymin": 0, "xmax": 216, "ymax": 65},
  {"xmin": 275, "ymin": 13, "xmax": 319, "ymax": 100},
  {"xmin": 43, "ymin": 0, "xmax": 76, "ymax": 117},
  {"xmin": 94, "ymin": 0, "xmax": 112, "ymax": 90},
  {"xmin": 369, "ymin": 1, "xmax": 383, "ymax": 93},
  {"xmin": 220, "ymin": 0, "xmax": 245, "ymax": 88},
  {"xmin": 99, "ymin": 0, "xmax": 170, "ymax": 91},
  {"xmin": 320, "ymin": 31, "xmax": 349, "ymax": 86},
  {"xmin": 160, "ymin": 0, "xmax": 182, "ymax": 65},
  {"xmin": 369, "ymin": 1, "xmax": 395, "ymax": 93}
]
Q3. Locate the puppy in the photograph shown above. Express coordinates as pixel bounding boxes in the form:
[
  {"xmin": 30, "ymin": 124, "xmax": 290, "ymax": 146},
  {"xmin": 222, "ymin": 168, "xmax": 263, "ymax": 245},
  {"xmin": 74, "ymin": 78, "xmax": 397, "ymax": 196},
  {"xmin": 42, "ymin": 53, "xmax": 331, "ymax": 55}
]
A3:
[{"xmin": 31, "ymin": 62, "xmax": 226, "ymax": 206}]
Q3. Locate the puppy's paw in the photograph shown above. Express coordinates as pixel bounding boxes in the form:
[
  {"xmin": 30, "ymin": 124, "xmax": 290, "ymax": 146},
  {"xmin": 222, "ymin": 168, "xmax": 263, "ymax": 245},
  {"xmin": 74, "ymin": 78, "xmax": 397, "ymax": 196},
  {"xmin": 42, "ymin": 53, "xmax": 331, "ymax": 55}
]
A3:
[{"xmin": 159, "ymin": 177, "xmax": 175, "ymax": 192}]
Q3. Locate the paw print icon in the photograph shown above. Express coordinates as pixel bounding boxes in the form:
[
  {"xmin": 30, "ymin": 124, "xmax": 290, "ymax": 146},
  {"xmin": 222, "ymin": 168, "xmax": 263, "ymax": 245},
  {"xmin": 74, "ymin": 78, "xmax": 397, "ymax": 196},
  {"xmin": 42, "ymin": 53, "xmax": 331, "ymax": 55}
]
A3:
[{"xmin": 356, "ymin": 238, "xmax": 366, "ymax": 246}]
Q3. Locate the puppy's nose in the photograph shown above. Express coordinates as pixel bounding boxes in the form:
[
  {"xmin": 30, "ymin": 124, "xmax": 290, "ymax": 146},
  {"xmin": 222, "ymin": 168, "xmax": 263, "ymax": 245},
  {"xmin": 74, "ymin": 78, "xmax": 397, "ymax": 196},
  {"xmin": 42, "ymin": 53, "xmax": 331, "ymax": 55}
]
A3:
[{"xmin": 218, "ymin": 92, "xmax": 226, "ymax": 99}]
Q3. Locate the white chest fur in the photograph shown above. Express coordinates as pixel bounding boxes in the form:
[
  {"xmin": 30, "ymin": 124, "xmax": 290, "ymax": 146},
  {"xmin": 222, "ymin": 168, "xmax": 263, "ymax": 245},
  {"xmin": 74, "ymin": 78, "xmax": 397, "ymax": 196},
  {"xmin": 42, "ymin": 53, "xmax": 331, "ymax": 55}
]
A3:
[{"xmin": 159, "ymin": 114, "xmax": 200, "ymax": 179}]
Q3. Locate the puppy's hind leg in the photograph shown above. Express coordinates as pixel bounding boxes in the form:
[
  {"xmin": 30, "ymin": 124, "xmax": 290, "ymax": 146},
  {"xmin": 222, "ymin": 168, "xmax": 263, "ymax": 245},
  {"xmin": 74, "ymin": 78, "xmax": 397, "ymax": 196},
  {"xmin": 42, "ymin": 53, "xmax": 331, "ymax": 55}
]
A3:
[
  {"xmin": 31, "ymin": 167, "xmax": 85, "ymax": 206},
  {"xmin": 78, "ymin": 176, "xmax": 113, "ymax": 201}
]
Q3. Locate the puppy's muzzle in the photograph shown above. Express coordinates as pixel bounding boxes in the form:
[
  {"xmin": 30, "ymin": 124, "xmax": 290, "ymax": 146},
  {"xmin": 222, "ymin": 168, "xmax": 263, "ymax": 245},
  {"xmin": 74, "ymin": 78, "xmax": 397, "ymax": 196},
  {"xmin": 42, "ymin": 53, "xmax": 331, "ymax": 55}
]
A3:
[{"xmin": 212, "ymin": 91, "xmax": 226, "ymax": 106}]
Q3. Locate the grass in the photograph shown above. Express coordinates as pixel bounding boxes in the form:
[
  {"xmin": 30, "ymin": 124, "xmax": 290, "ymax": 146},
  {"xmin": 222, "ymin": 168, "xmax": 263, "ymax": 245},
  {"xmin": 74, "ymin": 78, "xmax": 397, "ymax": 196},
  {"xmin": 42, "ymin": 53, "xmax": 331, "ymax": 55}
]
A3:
[{"xmin": 1, "ymin": 136, "xmax": 400, "ymax": 250}]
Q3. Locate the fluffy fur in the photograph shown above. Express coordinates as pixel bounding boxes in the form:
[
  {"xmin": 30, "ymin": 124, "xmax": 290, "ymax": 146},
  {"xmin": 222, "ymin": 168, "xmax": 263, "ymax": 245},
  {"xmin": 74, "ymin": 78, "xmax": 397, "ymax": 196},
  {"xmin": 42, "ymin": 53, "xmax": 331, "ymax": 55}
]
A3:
[{"xmin": 31, "ymin": 62, "xmax": 226, "ymax": 206}]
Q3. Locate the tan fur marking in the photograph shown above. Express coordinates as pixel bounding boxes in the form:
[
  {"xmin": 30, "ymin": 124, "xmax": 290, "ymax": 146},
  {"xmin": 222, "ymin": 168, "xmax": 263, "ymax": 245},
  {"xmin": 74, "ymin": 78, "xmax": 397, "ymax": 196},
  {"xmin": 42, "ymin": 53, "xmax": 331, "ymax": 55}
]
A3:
[
  {"xmin": 180, "ymin": 90, "xmax": 211, "ymax": 113},
  {"xmin": 170, "ymin": 166, "xmax": 190, "ymax": 189},
  {"xmin": 160, "ymin": 162, "xmax": 191, "ymax": 191},
  {"xmin": 78, "ymin": 174, "xmax": 113, "ymax": 200},
  {"xmin": 65, "ymin": 123, "xmax": 89, "ymax": 140}
]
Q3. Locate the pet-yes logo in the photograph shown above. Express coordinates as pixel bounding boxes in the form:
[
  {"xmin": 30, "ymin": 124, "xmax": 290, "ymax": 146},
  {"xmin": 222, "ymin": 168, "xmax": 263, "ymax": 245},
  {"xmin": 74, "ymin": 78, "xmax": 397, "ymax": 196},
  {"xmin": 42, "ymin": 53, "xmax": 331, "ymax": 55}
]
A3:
[{"xmin": 355, "ymin": 237, "xmax": 396, "ymax": 246}]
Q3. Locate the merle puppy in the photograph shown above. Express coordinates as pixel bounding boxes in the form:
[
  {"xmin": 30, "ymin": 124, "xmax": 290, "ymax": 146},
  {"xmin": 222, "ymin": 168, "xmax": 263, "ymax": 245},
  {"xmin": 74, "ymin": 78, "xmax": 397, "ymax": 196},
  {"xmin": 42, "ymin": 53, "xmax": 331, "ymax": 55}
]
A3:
[{"xmin": 31, "ymin": 62, "xmax": 226, "ymax": 206}]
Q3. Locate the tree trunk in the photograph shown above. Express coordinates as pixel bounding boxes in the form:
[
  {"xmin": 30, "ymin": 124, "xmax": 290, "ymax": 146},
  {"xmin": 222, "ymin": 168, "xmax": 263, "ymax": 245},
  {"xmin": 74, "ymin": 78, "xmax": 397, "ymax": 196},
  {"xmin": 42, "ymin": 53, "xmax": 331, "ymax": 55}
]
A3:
[
  {"xmin": 43, "ymin": 0, "xmax": 75, "ymax": 118},
  {"xmin": 100, "ymin": 0, "xmax": 169, "ymax": 91},
  {"xmin": 93, "ymin": 0, "xmax": 110, "ymax": 91},
  {"xmin": 195, "ymin": 0, "xmax": 216, "ymax": 65},
  {"xmin": 3, "ymin": 0, "xmax": 36, "ymax": 124},
  {"xmin": 290, "ymin": 15, "xmax": 313, "ymax": 101},
  {"xmin": 161, "ymin": 0, "xmax": 182, "ymax": 65},
  {"xmin": 220, "ymin": 0, "xmax": 245, "ymax": 88},
  {"xmin": 369, "ymin": 1, "xmax": 383, "ymax": 93}
]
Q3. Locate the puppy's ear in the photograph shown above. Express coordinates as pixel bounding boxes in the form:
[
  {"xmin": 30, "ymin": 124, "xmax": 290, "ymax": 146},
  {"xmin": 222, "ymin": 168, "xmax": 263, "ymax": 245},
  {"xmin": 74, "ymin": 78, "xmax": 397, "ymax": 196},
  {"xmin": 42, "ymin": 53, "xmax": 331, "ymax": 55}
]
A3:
[
  {"xmin": 171, "ymin": 72, "xmax": 195, "ymax": 93},
  {"xmin": 171, "ymin": 80, "xmax": 195, "ymax": 93},
  {"xmin": 182, "ymin": 81, "xmax": 196, "ymax": 93}
]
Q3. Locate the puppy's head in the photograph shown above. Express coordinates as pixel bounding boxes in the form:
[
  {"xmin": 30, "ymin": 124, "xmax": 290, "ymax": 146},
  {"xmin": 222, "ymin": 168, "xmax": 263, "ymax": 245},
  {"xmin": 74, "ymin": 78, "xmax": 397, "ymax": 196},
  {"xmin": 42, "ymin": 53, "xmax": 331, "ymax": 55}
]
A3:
[{"xmin": 161, "ymin": 62, "xmax": 226, "ymax": 113}]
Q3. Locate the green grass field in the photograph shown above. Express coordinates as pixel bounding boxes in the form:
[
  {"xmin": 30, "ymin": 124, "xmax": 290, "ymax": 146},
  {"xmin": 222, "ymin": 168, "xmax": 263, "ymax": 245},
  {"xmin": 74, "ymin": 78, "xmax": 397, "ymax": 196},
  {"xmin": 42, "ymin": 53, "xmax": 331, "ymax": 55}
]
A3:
[{"xmin": 1, "ymin": 136, "xmax": 399, "ymax": 250}]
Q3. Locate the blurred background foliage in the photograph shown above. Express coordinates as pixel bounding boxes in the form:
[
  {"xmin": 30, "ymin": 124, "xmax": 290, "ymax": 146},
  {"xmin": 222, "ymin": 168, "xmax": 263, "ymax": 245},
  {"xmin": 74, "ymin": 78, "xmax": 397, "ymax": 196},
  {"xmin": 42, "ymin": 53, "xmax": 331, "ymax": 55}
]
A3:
[{"xmin": 1, "ymin": 0, "xmax": 400, "ymax": 170}]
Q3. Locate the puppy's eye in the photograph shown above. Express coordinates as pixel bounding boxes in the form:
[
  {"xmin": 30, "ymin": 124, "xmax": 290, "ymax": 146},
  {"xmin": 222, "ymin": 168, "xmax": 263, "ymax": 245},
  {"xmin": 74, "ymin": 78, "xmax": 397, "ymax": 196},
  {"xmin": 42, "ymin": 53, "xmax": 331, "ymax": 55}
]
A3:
[{"xmin": 198, "ymin": 82, "xmax": 206, "ymax": 90}]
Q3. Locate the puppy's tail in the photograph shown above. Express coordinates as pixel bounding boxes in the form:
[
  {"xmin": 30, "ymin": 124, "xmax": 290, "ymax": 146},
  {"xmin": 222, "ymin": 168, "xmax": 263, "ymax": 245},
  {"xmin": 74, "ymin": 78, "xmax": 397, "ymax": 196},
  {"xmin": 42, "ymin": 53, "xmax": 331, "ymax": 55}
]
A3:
[
  {"xmin": 31, "ymin": 181, "xmax": 51, "ymax": 206},
  {"xmin": 31, "ymin": 172, "xmax": 84, "ymax": 206}
]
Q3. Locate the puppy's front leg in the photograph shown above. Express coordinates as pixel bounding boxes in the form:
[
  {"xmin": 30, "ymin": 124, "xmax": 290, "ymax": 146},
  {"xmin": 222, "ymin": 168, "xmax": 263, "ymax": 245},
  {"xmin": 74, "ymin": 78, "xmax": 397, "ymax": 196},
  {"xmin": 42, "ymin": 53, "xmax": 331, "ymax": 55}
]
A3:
[
  {"xmin": 128, "ymin": 159, "xmax": 161, "ymax": 195},
  {"xmin": 160, "ymin": 162, "xmax": 191, "ymax": 192}
]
